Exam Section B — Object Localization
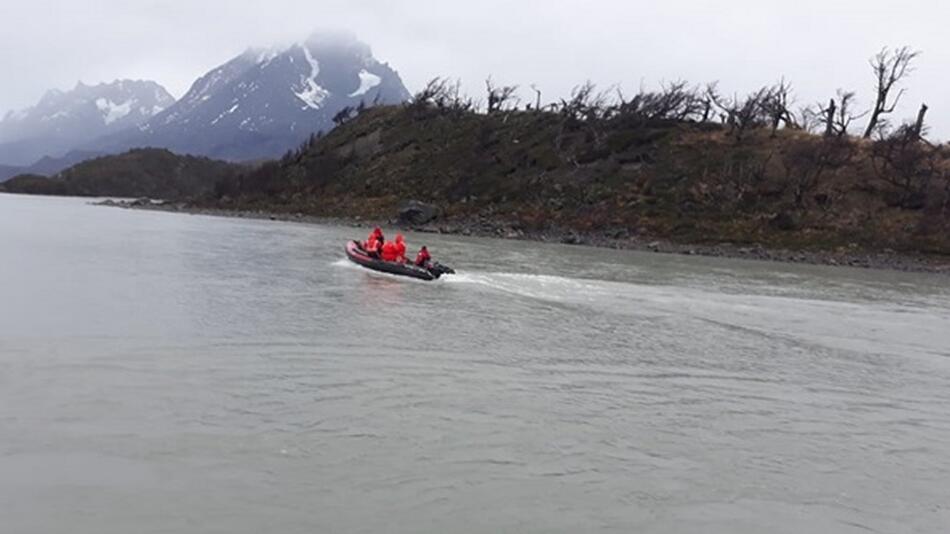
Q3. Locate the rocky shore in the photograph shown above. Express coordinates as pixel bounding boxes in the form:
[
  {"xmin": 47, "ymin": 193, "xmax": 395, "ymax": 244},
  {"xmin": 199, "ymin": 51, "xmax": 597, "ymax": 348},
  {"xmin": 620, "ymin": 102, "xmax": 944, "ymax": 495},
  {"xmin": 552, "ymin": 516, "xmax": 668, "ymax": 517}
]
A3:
[{"xmin": 94, "ymin": 198, "xmax": 950, "ymax": 275}]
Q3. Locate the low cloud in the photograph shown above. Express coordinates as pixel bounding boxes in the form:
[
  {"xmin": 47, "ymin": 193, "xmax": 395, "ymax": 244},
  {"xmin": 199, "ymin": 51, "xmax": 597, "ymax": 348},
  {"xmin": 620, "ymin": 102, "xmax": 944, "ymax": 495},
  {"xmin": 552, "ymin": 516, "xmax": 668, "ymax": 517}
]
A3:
[{"xmin": 1, "ymin": 0, "xmax": 946, "ymax": 137}]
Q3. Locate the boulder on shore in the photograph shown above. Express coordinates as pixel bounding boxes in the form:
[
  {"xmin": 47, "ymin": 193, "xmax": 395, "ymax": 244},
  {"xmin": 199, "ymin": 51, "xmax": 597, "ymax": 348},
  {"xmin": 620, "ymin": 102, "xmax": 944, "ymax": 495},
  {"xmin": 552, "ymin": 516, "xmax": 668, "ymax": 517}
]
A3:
[{"xmin": 397, "ymin": 200, "xmax": 441, "ymax": 225}]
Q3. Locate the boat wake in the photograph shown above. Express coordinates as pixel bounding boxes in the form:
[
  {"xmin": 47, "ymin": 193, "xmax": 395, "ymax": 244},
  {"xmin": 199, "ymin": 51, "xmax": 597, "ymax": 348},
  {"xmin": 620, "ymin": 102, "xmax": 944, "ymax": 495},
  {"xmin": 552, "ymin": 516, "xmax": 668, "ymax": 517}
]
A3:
[
  {"xmin": 444, "ymin": 269, "xmax": 950, "ymax": 361},
  {"xmin": 444, "ymin": 271, "xmax": 625, "ymax": 305}
]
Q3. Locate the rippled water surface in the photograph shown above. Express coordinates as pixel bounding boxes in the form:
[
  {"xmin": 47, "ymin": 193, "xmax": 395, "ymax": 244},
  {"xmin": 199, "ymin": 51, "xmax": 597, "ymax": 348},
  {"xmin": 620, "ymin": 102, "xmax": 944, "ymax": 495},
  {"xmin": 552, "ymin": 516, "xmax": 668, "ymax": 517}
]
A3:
[{"xmin": 2, "ymin": 194, "xmax": 950, "ymax": 533}]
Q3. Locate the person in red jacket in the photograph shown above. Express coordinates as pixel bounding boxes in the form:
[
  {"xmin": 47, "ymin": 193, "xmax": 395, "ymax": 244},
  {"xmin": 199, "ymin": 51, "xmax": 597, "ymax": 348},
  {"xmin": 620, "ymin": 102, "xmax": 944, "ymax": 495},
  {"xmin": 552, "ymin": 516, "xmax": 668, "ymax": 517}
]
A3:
[
  {"xmin": 364, "ymin": 227, "xmax": 383, "ymax": 250},
  {"xmin": 363, "ymin": 227, "xmax": 383, "ymax": 258},
  {"xmin": 393, "ymin": 234, "xmax": 407, "ymax": 263},
  {"xmin": 365, "ymin": 236, "xmax": 381, "ymax": 258},
  {"xmin": 414, "ymin": 246, "xmax": 431, "ymax": 267},
  {"xmin": 380, "ymin": 240, "xmax": 396, "ymax": 261}
]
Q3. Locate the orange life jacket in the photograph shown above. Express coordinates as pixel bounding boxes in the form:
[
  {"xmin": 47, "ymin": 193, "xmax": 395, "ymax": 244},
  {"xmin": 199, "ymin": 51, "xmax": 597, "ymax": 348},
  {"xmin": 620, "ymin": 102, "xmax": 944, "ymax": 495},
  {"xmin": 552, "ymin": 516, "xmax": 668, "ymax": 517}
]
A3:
[
  {"xmin": 365, "ymin": 238, "xmax": 379, "ymax": 254},
  {"xmin": 380, "ymin": 241, "xmax": 398, "ymax": 261}
]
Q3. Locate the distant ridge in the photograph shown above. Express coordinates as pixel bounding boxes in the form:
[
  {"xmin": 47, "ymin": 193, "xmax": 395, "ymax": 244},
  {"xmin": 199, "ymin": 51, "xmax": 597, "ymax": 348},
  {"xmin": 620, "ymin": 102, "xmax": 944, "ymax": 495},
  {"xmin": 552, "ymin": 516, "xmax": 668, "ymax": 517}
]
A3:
[{"xmin": 0, "ymin": 80, "xmax": 174, "ymax": 166}]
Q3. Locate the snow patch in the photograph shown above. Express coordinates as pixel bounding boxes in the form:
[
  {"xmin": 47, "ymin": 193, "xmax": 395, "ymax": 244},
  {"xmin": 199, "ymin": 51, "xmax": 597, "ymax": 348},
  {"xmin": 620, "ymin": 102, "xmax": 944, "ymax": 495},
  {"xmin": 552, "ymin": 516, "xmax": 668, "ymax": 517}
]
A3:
[
  {"xmin": 294, "ymin": 45, "xmax": 329, "ymax": 109},
  {"xmin": 191, "ymin": 70, "xmax": 228, "ymax": 104},
  {"xmin": 95, "ymin": 98, "xmax": 133, "ymax": 125},
  {"xmin": 256, "ymin": 46, "xmax": 281, "ymax": 67},
  {"xmin": 349, "ymin": 69, "xmax": 381, "ymax": 97},
  {"xmin": 258, "ymin": 49, "xmax": 277, "ymax": 64},
  {"xmin": 210, "ymin": 103, "xmax": 239, "ymax": 125}
]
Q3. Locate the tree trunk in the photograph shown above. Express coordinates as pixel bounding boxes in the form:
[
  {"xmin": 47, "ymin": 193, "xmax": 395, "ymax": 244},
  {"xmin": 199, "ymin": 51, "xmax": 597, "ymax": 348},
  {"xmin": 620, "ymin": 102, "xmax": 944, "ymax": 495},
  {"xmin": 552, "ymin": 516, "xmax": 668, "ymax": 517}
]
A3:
[
  {"xmin": 913, "ymin": 103, "xmax": 929, "ymax": 138},
  {"xmin": 863, "ymin": 103, "xmax": 882, "ymax": 138},
  {"xmin": 824, "ymin": 99, "xmax": 836, "ymax": 137}
]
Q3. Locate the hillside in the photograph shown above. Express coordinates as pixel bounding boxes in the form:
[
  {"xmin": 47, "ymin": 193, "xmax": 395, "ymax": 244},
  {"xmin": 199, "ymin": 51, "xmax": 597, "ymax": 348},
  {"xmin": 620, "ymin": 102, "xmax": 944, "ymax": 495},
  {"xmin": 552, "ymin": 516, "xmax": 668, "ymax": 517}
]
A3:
[
  {"xmin": 0, "ymin": 150, "xmax": 106, "ymax": 183},
  {"xmin": 0, "ymin": 164, "xmax": 21, "ymax": 183},
  {"xmin": 0, "ymin": 148, "xmax": 242, "ymax": 198},
  {"xmin": 201, "ymin": 97, "xmax": 950, "ymax": 258}
]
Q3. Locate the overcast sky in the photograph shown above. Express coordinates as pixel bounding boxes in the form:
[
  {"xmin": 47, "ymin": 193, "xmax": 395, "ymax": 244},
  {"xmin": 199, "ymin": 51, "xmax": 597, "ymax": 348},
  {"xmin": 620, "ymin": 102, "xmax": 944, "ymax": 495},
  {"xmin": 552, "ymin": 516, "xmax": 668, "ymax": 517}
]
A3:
[{"xmin": 1, "ymin": 0, "xmax": 947, "ymax": 137}]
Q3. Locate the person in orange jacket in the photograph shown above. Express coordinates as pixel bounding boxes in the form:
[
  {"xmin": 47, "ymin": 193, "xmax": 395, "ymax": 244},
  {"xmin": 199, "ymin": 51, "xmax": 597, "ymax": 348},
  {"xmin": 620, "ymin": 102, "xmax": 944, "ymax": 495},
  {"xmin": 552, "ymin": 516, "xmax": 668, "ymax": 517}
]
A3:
[
  {"xmin": 414, "ymin": 245, "xmax": 431, "ymax": 267},
  {"xmin": 364, "ymin": 227, "xmax": 383, "ymax": 250},
  {"xmin": 363, "ymin": 227, "xmax": 384, "ymax": 258},
  {"xmin": 380, "ymin": 240, "xmax": 397, "ymax": 261},
  {"xmin": 393, "ymin": 234, "xmax": 407, "ymax": 263},
  {"xmin": 381, "ymin": 234, "xmax": 407, "ymax": 262},
  {"xmin": 365, "ymin": 236, "xmax": 381, "ymax": 258}
]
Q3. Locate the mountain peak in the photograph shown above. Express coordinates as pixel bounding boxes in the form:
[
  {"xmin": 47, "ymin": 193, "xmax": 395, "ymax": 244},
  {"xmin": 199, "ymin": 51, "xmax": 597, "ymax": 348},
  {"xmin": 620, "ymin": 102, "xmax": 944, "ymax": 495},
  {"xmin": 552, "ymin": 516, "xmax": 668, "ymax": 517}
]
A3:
[
  {"xmin": 109, "ymin": 31, "xmax": 411, "ymax": 162},
  {"xmin": 0, "ymin": 79, "xmax": 176, "ymax": 166}
]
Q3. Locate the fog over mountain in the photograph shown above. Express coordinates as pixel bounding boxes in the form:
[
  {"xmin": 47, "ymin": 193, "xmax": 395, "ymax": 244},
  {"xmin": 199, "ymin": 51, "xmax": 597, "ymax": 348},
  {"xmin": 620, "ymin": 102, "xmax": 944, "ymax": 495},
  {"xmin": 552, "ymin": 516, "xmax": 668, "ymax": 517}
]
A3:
[
  {"xmin": 91, "ymin": 31, "xmax": 411, "ymax": 161},
  {"xmin": 0, "ymin": 31, "xmax": 410, "ymax": 169},
  {"xmin": 1, "ymin": 0, "xmax": 948, "ymax": 140}
]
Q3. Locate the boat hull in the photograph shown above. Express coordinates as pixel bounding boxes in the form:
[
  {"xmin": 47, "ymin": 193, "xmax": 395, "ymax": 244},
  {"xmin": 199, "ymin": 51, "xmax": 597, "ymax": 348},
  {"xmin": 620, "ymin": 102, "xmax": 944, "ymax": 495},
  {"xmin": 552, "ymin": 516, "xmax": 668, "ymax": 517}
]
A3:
[{"xmin": 345, "ymin": 241, "xmax": 440, "ymax": 281}]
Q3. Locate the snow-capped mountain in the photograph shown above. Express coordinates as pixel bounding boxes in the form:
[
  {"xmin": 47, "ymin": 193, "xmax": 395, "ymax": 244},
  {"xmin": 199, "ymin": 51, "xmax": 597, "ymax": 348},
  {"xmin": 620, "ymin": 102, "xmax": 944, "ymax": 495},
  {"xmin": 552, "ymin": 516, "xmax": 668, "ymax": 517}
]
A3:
[
  {"xmin": 0, "ymin": 80, "xmax": 174, "ymax": 166},
  {"xmin": 93, "ymin": 31, "xmax": 412, "ymax": 161}
]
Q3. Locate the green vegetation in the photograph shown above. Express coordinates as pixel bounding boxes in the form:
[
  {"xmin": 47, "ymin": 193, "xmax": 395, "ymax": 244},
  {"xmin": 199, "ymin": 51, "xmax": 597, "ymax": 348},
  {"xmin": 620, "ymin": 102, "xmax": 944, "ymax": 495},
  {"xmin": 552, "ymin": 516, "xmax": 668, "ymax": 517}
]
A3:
[
  {"xmin": 1, "ymin": 174, "xmax": 69, "ymax": 195},
  {"xmin": 0, "ymin": 148, "xmax": 242, "ymax": 198}
]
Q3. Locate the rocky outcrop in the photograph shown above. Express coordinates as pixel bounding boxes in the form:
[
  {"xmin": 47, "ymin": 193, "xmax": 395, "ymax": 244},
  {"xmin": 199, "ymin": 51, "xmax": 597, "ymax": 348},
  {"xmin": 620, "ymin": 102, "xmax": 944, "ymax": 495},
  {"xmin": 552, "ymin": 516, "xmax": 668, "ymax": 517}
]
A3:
[{"xmin": 397, "ymin": 200, "xmax": 441, "ymax": 225}]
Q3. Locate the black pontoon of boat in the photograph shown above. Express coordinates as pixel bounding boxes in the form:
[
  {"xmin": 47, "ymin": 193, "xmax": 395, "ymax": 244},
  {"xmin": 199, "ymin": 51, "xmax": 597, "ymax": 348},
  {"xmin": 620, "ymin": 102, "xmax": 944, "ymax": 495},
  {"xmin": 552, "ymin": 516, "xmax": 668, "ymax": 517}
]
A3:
[{"xmin": 345, "ymin": 241, "xmax": 455, "ymax": 281}]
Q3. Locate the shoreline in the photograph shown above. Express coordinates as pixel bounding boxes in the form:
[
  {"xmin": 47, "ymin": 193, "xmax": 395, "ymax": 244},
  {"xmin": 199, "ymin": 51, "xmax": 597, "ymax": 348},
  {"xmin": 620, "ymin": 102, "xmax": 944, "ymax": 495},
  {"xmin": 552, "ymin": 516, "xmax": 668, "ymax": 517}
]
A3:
[{"xmin": 96, "ymin": 199, "xmax": 950, "ymax": 275}]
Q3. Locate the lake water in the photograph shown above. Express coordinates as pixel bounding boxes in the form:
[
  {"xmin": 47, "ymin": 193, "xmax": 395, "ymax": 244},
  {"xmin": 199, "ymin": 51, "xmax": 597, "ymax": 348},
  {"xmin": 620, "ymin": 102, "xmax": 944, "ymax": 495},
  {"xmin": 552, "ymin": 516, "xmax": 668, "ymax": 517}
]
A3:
[{"xmin": 2, "ymin": 193, "xmax": 950, "ymax": 533}]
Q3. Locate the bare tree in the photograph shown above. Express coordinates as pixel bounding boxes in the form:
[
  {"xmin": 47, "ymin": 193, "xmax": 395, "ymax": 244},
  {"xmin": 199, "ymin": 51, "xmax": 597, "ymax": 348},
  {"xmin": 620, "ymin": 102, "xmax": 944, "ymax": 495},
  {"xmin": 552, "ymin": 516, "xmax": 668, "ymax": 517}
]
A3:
[
  {"xmin": 912, "ymin": 103, "xmax": 929, "ymax": 139},
  {"xmin": 410, "ymin": 78, "xmax": 450, "ymax": 108},
  {"xmin": 709, "ymin": 87, "xmax": 771, "ymax": 142},
  {"xmin": 557, "ymin": 82, "xmax": 611, "ymax": 123},
  {"xmin": 703, "ymin": 83, "xmax": 722, "ymax": 123},
  {"xmin": 781, "ymin": 136, "xmax": 855, "ymax": 208},
  {"xmin": 613, "ymin": 81, "xmax": 703, "ymax": 123},
  {"xmin": 530, "ymin": 84, "xmax": 542, "ymax": 111},
  {"xmin": 870, "ymin": 124, "xmax": 940, "ymax": 208},
  {"xmin": 410, "ymin": 78, "xmax": 475, "ymax": 114},
  {"xmin": 760, "ymin": 79, "xmax": 798, "ymax": 135},
  {"xmin": 552, "ymin": 82, "xmax": 614, "ymax": 155},
  {"xmin": 813, "ymin": 90, "xmax": 866, "ymax": 137},
  {"xmin": 797, "ymin": 104, "xmax": 823, "ymax": 134},
  {"xmin": 863, "ymin": 46, "xmax": 921, "ymax": 138},
  {"xmin": 821, "ymin": 98, "xmax": 836, "ymax": 137},
  {"xmin": 486, "ymin": 77, "xmax": 519, "ymax": 114},
  {"xmin": 831, "ymin": 90, "xmax": 866, "ymax": 137}
]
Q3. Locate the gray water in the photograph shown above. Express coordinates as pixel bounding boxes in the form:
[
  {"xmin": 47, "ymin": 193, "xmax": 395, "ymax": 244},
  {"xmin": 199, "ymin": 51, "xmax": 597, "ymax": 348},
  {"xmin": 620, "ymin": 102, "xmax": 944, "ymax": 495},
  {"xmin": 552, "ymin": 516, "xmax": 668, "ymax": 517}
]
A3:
[{"xmin": 2, "ymin": 194, "xmax": 950, "ymax": 533}]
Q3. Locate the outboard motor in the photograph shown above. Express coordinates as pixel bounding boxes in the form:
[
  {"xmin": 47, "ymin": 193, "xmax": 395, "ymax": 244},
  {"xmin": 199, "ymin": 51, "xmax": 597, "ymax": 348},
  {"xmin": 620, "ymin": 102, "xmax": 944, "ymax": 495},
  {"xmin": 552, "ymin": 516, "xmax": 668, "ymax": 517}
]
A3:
[{"xmin": 427, "ymin": 262, "xmax": 455, "ymax": 278}]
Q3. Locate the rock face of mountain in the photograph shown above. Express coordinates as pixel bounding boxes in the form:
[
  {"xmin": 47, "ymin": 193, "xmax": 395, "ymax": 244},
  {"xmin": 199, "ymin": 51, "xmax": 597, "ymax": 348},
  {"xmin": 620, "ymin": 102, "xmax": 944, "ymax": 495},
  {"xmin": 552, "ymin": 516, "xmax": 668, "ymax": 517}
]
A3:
[
  {"xmin": 0, "ymin": 80, "xmax": 174, "ymax": 166},
  {"xmin": 94, "ymin": 32, "xmax": 412, "ymax": 161}
]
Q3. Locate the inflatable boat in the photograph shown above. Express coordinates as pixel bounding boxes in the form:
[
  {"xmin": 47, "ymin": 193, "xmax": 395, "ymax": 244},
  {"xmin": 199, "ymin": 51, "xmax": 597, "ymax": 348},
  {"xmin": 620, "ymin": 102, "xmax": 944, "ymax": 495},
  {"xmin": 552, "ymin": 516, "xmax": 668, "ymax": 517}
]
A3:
[{"xmin": 345, "ymin": 240, "xmax": 455, "ymax": 281}]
